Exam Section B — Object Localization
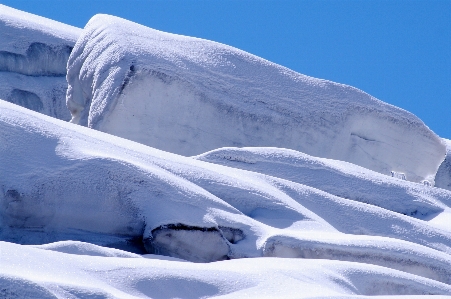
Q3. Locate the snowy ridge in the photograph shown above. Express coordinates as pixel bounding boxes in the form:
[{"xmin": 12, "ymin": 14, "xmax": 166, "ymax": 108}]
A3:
[
  {"xmin": 66, "ymin": 14, "xmax": 445, "ymax": 183},
  {"xmin": 0, "ymin": 5, "xmax": 81, "ymax": 120},
  {"xmin": 2, "ymin": 100, "xmax": 451, "ymax": 294}
]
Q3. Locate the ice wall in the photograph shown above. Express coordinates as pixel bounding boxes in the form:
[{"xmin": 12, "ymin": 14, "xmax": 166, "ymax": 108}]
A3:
[
  {"xmin": 0, "ymin": 5, "xmax": 81, "ymax": 120},
  {"xmin": 67, "ymin": 14, "xmax": 444, "ymax": 183}
]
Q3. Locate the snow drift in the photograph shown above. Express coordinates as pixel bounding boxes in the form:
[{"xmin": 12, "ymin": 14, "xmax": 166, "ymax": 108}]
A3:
[
  {"xmin": 196, "ymin": 147, "xmax": 451, "ymax": 219},
  {"xmin": 0, "ymin": 5, "xmax": 81, "ymax": 120},
  {"xmin": 3, "ymin": 6, "xmax": 451, "ymax": 298},
  {"xmin": 2, "ymin": 99, "xmax": 451, "ymax": 287},
  {"xmin": 66, "ymin": 14, "xmax": 445, "ymax": 183}
]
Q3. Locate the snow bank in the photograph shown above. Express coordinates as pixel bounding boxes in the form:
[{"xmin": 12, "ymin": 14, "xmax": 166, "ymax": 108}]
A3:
[
  {"xmin": 2, "ymin": 99, "xmax": 451, "ymax": 287},
  {"xmin": 0, "ymin": 5, "xmax": 81, "ymax": 120},
  {"xmin": 2, "ymin": 241, "xmax": 451, "ymax": 298},
  {"xmin": 66, "ymin": 14, "xmax": 445, "ymax": 183}
]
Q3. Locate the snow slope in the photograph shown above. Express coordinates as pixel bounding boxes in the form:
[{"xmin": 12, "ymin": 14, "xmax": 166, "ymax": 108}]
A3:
[
  {"xmin": 0, "ymin": 5, "xmax": 81, "ymax": 120},
  {"xmin": 2, "ymin": 99, "xmax": 451, "ymax": 291},
  {"xmin": 66, "ymin": 14, "xmax": 445, "ymax": 183}
]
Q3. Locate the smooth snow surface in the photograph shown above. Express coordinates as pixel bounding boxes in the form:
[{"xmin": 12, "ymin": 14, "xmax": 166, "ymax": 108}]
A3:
[
  {"xmin": 0, "ymin": 5, "xmax": 81, "ymax": 120},
  {"xmin": 66, "ymin": 14, "xmax": 445, "ymax": 183},
  {"xmin": 2, "ymin": 100, "xmax": 451, "ymax": 297}
]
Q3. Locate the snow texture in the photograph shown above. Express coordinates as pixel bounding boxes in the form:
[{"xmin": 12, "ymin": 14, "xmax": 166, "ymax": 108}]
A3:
[
  {"xmin": 0, "ymin": 5, "xmax": 81, "ymax": 120},
  {"xmin": 2, "ymin": 100, "xmax": 451, "ymax": 291},
  {"xmin": 66, "ymin": 14, "xmax": 445, "ymax": 183}
]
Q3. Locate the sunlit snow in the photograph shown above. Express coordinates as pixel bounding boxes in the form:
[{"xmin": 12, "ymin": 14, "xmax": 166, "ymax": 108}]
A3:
[{"xmin": 1, "ymin": 4, "xmax": 451, "ymax": 299}]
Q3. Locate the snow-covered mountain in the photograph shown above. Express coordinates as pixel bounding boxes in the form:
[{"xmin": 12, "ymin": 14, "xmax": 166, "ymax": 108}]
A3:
[{"xmin": 1, "ymin": 5, "xmax": 451, "ymax": 298}]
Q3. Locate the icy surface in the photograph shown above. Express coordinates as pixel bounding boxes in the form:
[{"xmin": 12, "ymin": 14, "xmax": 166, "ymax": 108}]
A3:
[
  {"xmin": 0, "ymin": 5, "xmax": 81, "ymax": 120},
  {"xmin": 2, "ymin": 100, "xmax": 451, "ymax": 292},
  {"xmin": 66, "ymin": 14, "xmax": 445, "ymax": 183}
]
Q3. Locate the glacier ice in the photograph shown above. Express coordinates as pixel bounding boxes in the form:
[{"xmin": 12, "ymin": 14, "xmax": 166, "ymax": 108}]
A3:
[
  {"xmin": 0, "ymin": 5, "xmax": 81, "ymax": 120},
  {"xmin": 66, "ymin": 14, "xmax": 445, "ymax": 183}
]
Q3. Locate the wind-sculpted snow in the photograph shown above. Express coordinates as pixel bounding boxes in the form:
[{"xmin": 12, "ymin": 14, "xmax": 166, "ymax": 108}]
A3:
[
  {"xmin": 66, "ymin": 14, "xmax": 445, "ymax": 183},
  {"xmin": 196, "ymin": 147, "xmax": 451, "ymax": 219},
  {"xmin": 0, "ymin": 5, "xmax": 81, "ymax": 120},
  {"xmin": 2, "ymin": 100, "xmax": 451, "ymax": 292}
]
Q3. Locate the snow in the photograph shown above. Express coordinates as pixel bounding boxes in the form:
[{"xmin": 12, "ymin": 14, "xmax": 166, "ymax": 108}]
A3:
[
  {"xmin": 66, "ymin": 14, "xmax": 445, "ymax": 183},
  {"xmin": 0, "ymin": 5, "xmax": 81, "ymax": 120},
  {"xmin": 2, "ymin": 100, "xmax": 451, "ymax": 292},
  {"xmin": 2, "ymin": 6, "xmax": 451, "ymax": 298},
  {"xmin": 196, "ymin": 147, "xmax": 451, "ymax": 219},
  {"xmin": 436, "ymin": 139, "xmax": 451, "ymax": 191},
  {"xmin": 2, "ymin": 241, "xmax": 451, "ymax": 298}
]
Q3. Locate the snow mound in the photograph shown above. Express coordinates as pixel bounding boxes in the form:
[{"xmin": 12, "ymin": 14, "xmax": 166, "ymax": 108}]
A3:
[
  {"xmin": 0, "ymin": 5, "xmax": 81, "ymax": 120},
  {"xmin": 2, "ymin": 241, "xmax": 451, "ymax": 298},
  {"xmin": 196, "ymin": 147, "xmax": 451, "ymax": 219},
  {"xmin": 66, "ymin": 14, "xmax": 445, "ymax": 183},
  {"xmin": 2, "ymin": 99, "xmax": 451, "ymax": 287},
  {"xmin": 29, "ymin": 240, "xmax": 141, "ymax": 258}
]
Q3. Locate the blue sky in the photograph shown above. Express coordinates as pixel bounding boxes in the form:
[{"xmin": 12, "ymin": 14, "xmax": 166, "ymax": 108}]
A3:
[{"xmin": 3, "ymin": 0, "xmax": 450, "ymax": 138}]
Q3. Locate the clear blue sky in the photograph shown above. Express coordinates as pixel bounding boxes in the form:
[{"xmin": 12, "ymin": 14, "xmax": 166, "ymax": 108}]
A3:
[{"xmin": 3, "ymin": 0, "xmax": 450, "ymax": 138}]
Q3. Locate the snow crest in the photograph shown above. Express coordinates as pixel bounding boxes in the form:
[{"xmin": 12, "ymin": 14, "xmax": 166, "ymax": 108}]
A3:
[{"xmin": 66, "ymin": 14, "xmax": 445, "ymax": 183}]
